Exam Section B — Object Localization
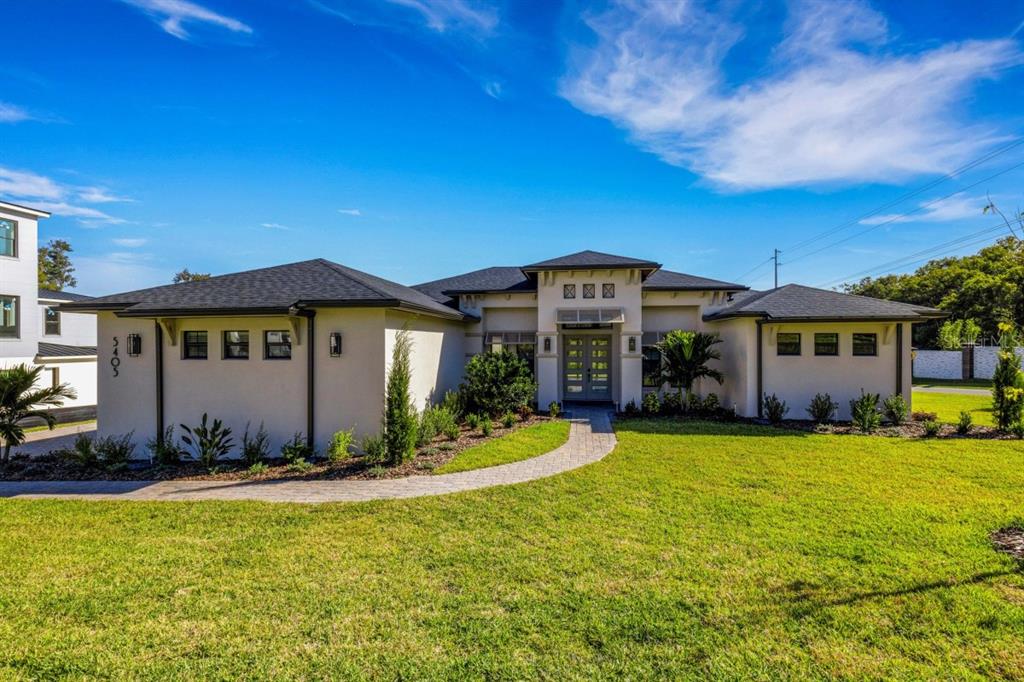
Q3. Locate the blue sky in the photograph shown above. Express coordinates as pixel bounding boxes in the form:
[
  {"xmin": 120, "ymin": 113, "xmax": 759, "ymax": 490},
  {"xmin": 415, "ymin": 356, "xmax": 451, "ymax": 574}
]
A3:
[{"xmin": 3, "ymin": 0, "xmax": 1024, "ymax": 294}]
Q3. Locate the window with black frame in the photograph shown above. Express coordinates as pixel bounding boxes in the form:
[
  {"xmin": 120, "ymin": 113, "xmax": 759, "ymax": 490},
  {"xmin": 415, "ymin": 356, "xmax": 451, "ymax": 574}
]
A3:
[
  {"xmin": 182, "ymin": 331, "xmax": 208, "ymax": 359},
  {"xmin": 814, "ymin": 332, "xmax": 839, "ymax": 356},
  {"xmin": 776, "ymin": 332, "xmax": 801, "ymax": 356},
  {"xmin": 853, "ymin": 333, "xmax": 878, "ymax": 356},
  {"xmin": 44, "ymin": 307, "xmax": 60, "ymax": 335},
  {"xmin": 264, "ymin": 330, "xmax": 292, "ymax": 359},
  {"xmin": 223, "ymin": 330, "xmax": 249, "ymax": 359}
]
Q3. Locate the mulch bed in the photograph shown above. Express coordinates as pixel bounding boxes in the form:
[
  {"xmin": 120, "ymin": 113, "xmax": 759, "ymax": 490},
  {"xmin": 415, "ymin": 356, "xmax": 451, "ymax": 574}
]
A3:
[
  {"xmin": 1, "ymin": 416, "xmax": 553, "ymax": 482},
  {"xmin": 991, "ymin": 527, "xmax": 1024, "ymax": 561}
]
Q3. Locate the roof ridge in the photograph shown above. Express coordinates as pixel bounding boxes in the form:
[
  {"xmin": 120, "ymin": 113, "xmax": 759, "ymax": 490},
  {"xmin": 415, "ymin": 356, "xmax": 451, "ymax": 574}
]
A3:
[{"xmin": 314, "ymin": 258, "xmax": 398, "ymax": 301}]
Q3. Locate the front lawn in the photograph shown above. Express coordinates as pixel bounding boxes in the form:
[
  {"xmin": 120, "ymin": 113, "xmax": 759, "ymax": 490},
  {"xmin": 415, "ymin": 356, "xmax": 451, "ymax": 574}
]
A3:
[
  {"xmin": 913, "ymin": 389, "xmax": 995, "ymax": 425},
  {"xmin": 913, "ymin": 378, "xmax": 993, "ymax": 389},
  {"xmin": 2, "ymin": 420, "xmax": 1024, "ymax": 678},
  {"xmin": 433, "ymin": 419, "xmax": 570, "ymax": 474}
]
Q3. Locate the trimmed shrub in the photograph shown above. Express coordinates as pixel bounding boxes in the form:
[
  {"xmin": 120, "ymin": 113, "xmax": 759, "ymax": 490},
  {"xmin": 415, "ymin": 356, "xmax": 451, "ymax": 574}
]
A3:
[
  {"xmin": 641, "ymin": 392, "xmax": 660, "ymax": 415},
  {"xmin": 548, "ymin": 402, "xmax": 561, "ymax": 418},
  {"xmin": 180, "ymin": 413, "xmax": 234, "ymax": 469},
  {"xmin": 922, "ymin": 420, "xmax": 941, "ymax": 437},
  {"xmin": 850, "ymin": 391, "xmax": 882, "ymax": 433},
  {"xmin": 384, "ymin": 329, "xmax": 417, "ymax": 465},
  {"xmin": 501, "ymin": 411, "xmax": 516, "ymax": 428},
  {"xmin": 460, "ymin": 350, "xmax": 537, "ymax": 417},
  {"xmin": 883, "ymin": 394, "xmax": 909, "ymax": 425},
  {"xmin": 806, "ymin": 393, "xmax": 838, "ymax": 424},
  {"xmin": 443, "ymin": 420, "xmax": 460, "ymax": 441},
  {"xmin": 246, "ymin": 462, "xmax": 268, "ymax": 477},
  {"xmin": 762, "ymin": 393, "xmax": 788, "ymax": 425},
  {"xmin": 327, "ymin": 427, "xmax": 355, "ymax": 462},
  {"xmin": 912, "ymin": 411, "xmax": 938, "ymax": 422},
  {"xmin": 418, "ymin": 405, "xmax": 458, "ymax": 448},
  {"xmin": 623, "ymin": 399, "xmax": 640, "ymax": 417},
  {"xmin": 147, "ymin": 426, "xmax": 183, "ymax": 466},
  {"xmin": 241, "ymin": 422, "xmax": 270, "ymax": 466},
  {"xmin": 481, "ymin": 419, "xmax": 493, "ymax": 437},
  {"xmin": 280, "ymin": 433, "xmax": 313, "ymax": 463},
  {"xmin": 956, "ymin": 411, "xmax": 973, "ymax": 435},
  {"xmin": 466, "ymin": 413, "xmax": 481, "ymax": 430}
]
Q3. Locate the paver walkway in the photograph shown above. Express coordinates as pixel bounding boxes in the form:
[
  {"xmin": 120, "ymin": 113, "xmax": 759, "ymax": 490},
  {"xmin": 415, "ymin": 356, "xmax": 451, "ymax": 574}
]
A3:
[{"xmin": 0, "ymin": 407, "xmax": 615, "ymax": 503}]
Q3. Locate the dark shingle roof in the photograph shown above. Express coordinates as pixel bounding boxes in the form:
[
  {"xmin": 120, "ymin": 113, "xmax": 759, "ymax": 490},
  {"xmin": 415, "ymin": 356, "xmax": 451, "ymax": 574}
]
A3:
[
  {"xmin": 413, "ymin": 267, "xmax": 534, "ymax": 304},
  {"xmin": 703, "ymin": 284, "xmax": 945, "ymax": 322},
  {"xmin": 38, "ymin": 288, "xmax": 93, "ymax": 302},
  {"xmin": 59, "ymin": 259, "xmax": 465, "ymax": 320},
  {"xmin": 37, "ymin": 342, "xmax": 97, "ymax": 358},
  {"xmin": 523, "ymin": 250, "xmax": 661, "ymax": 271},
  {"xmin": 644, "ymin": 269, "xmax": 747, "ymax": 291}
]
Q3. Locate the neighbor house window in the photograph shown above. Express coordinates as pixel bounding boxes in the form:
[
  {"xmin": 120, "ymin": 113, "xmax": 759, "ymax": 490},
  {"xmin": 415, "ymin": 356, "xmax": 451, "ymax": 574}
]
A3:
[
  {"xmin": 582, "ymin": 283, "xmax": 595, "ymax": 299},
  {"xmin": 853, "ymin": 333, "xmax": 878, "ymax": 356},
  {"xmin": 183, "ymin": 331, "xmax": 208, "ymax": 359},
  {"xmin": 602, "ymin": 283, "xmax": 615, "ymax": 299},
  {"xmin": 264, "ymin": 330, "xmax": 292, "ymax": 359},
  {"xmin": 563, "ymin": 284, "xmax": 576, "ymax": 299},
  {"xmin": 487, "ymin": 332, "xmax": 536, "ymax": 374},
  {"xmin": 814, "ymin": 333, "xmax": 839, "ymax": 356},
  {"xmin": 0, "ymin": 295, "xmax": 18, "ymax": 338},
  {"xmin": 223, "ymin": 330, "xmax": 249, "ymax": 359},
  {"xmin": 777, "ymin": 332, "xmax": 801, "ymax": 356},
  {"xmin": 44, "ymin": 306, "xmax": 60, "ymax": 335},
  {"xmin": 0, "ymin": 218, "xmax": 15, "ymax": 257}
]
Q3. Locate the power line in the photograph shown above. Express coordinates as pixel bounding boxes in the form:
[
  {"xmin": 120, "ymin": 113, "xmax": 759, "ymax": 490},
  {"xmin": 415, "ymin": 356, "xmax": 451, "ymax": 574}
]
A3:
[{"xmin": 733, "ymin": 256, "xmax": 774, "ymax": 282}]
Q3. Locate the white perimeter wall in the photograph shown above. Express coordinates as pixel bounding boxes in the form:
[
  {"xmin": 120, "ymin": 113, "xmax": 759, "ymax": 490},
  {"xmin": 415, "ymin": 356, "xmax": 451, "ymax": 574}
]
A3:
[{"xmin": 914, "ymin": 346, "xmax": 1024, "ymax": 380}]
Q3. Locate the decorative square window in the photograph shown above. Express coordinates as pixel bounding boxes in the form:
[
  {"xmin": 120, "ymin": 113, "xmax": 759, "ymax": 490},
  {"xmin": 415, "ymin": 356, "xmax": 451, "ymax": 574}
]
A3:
[
  {"xmin": 602, "ymin": 283, "xmax": 615, "ymax": 299},
  {"xmin": 0, "ymin": 295, "xmax": 19, "ymax": 338},
  {"xmin": 853, "ymin": 333, "xmax": 878, "ymax": 356},
  {"xmin": 264, "ymin": 330, "xmax": 292, "ymax": 359},
  {"xmin": 182, "ymin": 331, "xmax": 208, "ymax": 359},
  {"xmin": 0, "ymin": 218, "xmax": 16, "ymax": 258},
  {"xmin": 582, "ymin": 283, "xmax": 595, "ymax": 299},
  {"xmin": 777, "ymin": 332, "xmax": 801, "ymax": 356},
  {"xmin": 44, "ymin": 306, "xmax": 60, "ymax": 335},
  {"xmin": 814, "ymin": 333, "xmax": 839, "ymax": 356},
  {"xmin": 223, "ymin": 330, "xmax": 249, "ymax": 359},
  {"xmin": 563, "ymin": 284, "xmax": 576, "ymax": 299}
]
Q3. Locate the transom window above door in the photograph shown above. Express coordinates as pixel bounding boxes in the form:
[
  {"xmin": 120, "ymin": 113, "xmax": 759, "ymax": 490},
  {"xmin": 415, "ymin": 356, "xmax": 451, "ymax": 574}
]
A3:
[
  {"xmin": 563, "ymin": 284, "xmax": 576, "ymax": 299},
  {"xmin": 582, "ymin": 283, "xmax": 595, "ymax": 299}
]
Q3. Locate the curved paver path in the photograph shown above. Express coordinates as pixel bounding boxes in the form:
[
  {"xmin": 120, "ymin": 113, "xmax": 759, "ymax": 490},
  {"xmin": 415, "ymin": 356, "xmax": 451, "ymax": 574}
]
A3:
[{"xmin": 0, "ymin": 407, "xmax": 615, "ymax": 503}]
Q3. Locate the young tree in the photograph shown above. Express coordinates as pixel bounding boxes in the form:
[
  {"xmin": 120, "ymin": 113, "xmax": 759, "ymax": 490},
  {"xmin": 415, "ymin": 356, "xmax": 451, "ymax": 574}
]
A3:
[
  {"xmin": 172, "ymin": 269, "xmax": 212, "ymax": 283},
  {"xmin": 383, "ymin": 328, "xmax": 417, "ymax": 465},
  {"xmin": 992, "ymin": 322, "xmax": 1024, "ymax": 431},
  {"xmin": 37, "ymin": 239, "xmax": 77, "ymax": 290},
  {"xmin": 654, "ymin": 330, "xmax": 725, "ymax": 406},
  {"xmin": 0, "ymin": 364, "xmax": 77, "ymax": 465}
]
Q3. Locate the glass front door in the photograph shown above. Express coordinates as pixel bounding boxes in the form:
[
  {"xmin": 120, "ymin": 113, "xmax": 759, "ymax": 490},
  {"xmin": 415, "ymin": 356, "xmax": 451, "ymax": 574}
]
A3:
[{"xmin": 563, "ymin": 335, "xmax": 612, "ymax": 401}]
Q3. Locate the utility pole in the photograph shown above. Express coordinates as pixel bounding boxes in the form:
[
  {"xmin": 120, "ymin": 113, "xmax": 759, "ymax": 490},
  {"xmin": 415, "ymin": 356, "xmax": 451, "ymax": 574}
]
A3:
[{"xmin": 772, "ymin": 248, "xmax": 781, "ymax": 289}]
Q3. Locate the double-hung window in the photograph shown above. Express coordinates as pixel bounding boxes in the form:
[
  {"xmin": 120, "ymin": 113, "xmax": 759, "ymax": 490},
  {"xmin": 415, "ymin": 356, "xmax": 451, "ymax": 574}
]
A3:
[
  {"xmin": 0, "ymin": 218, "xmax": 16, "ymax": 258},
  {"xmin": 265, "ymin": 330, "xmax": 292, "ymax": 359},
  {"xmin": 776, "ymin": 333, "xmax": 801, "ymax": 356},
  {"xmin": 183, "ymin": 331, "xmax": 208, "ymax": 359},
  {"xmin": 223, "ymin": 330, "xmax": 249, "ymax": 359},
  {"xmin": 853, "ymin": 333, "xmax": 878, "ymax": 356},
  {"xmin": 44, "ymin": 307, "xmax": 60, "ymax": 335},
  {"xmin": 814, "ymin": 333, "xmax": 839, "ymax": 356},
  {"xmin": 0, "ymin": 295, "xmax": 19, "ymax": 338}
]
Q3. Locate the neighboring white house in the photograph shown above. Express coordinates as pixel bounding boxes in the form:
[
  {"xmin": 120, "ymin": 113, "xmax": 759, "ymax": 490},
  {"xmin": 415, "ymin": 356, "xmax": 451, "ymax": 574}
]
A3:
[
  {"xmin": 59, "ymin": 243, "xmax": 943, "ymax": 455},
  {"xmin": 0, "ymin": 200, "xmax": 98, "ymax": 419}
]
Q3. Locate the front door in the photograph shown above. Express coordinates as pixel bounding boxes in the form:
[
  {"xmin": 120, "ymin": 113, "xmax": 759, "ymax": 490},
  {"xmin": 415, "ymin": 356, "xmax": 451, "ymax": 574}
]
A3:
[{"xmin": 563, "ymin": 335, "xmax": 612, "ymax": 401}]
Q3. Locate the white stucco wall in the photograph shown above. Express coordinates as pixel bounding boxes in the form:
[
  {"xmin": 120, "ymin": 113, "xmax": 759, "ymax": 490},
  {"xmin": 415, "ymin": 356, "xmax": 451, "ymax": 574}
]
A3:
[
  {"xmin": 385, "ymin": 310, "xmax": 466, "ymax": 411},
  {"xmin": 912, "ymin": 349, "xmax": 963, "ymax": 380},
  {"xmin": 38, "ymin": 301, "xmax": 97, "ymax": 347},
  {"xmin": 706, "ymin": 318, "xmax": 758, "ymax": 415},
  {"xmin": 0, "ymin": 205, "xmax": 41, "ymax": 360}
]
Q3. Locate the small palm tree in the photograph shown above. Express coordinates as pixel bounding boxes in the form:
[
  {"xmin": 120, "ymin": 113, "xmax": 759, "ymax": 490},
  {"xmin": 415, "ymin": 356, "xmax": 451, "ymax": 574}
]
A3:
[
  {"xmin": 0, "ymin": 364, "xmax": 77, "ymax": 465},
  {"xmin": 654, "ymin": 330, "xmax": 725, "ymax": 405}
]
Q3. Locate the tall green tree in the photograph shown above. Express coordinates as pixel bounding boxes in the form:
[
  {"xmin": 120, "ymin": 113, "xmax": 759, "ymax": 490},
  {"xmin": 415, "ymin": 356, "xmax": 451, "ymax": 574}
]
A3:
[
  {"xmin": 992, "ymin": 322, "xmax": 1024, "ymax": 431},
  {"xmin": 654, "ymin": 330, "xmax": 725, "ymax": 405},
  {"xmin": 37, "ymin": 239, "xmax": 77, "ymax": 290},
  {"xmin": 383, "ymin": 328, "xmax": 417, "ymax": 465},
  {"xmin": 0, "ymin": 364, "xmax": 77, "ymax": 465},
  {"xmin": 172, "ymin": 269, "xmax": 211, "ymax": 283},
  {"xmin": 844, "ymin": 236, "xmax": 1024, "ymax": 347}
]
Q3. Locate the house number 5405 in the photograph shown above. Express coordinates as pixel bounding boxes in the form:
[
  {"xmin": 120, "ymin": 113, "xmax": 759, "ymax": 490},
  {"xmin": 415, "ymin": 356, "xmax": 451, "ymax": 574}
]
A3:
[{"xmin": 111, "ymin": 336, "xmax": 120, "ymax": 377}]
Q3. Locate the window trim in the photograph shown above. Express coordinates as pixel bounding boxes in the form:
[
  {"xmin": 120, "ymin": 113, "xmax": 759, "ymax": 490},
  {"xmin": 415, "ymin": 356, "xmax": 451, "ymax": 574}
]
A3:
[
  {"xmin": 813, "ymin": 332, "xmax": 839, "ymax": 357},
  {"xmin": 563, "ymin": 283, "xmax": 576, "ymax": 299},
  {"xmin": 0, "ymin": 218, "xmax": 17, "ymax": 258},
  {"xmin": 264, "ymin": 330, "xmax": 292, "ymax": 360},
  {"xmin": 776, "ymin": 332, "xmax": 801, "ymax": 356},
  {"xmin": 222, "ymin": 330, "xmax": 250, "ymax": 360},
  {"xmin": 44, "ymin": 306, "xmax": 61, "ymax": 336},
  {"xmin": 0, "ymin": 294, "xmax": 20, "ymax": 339},
  {"xmin": 602, "ymin": 283, "xmax": 615, "ymax": 299},
  {"xmin": 182, "ymin": 330, "xmax": 208, "ymax": 360},
  {"xmin": 852, "ymin": 332, "xmax": 878, "ymax": 357}
]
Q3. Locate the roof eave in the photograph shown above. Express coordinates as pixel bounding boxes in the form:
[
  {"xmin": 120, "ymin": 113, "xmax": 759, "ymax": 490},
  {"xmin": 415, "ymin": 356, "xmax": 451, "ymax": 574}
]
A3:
[
  {"xmin": 703, "ymin": 312, "xmax": 945, "ymax": 323},
  {"xmin": 644, "ymin": 284, "xmax": 750, "ymax": 292},
  {"xmin": 441, "ymin": 288, "xmax": 537, "ymax": 296},
  {"xmin": 521, "ymin": 263, "xmax": 661, "ymax": 273}
]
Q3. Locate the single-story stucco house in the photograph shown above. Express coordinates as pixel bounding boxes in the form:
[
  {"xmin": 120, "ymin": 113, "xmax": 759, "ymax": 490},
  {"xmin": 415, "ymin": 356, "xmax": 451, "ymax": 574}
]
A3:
[{"xmin": 60, "ymin": 249, "xmax": 943, "ymax": 452}]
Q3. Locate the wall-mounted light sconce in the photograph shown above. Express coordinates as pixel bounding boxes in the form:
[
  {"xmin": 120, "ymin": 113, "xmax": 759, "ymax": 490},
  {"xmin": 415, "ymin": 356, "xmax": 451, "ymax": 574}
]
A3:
[
  {"xmin": 628, "ymin": 336, "xmax": 637, "ymax": 353},
  {"xmin": 543, "ymin": 336, "xmax": 551, "ymax": 353},
  {"xmin": 329, "ymin": 332, "xmax": 343, "ymax": 357},
  {"xmin": 127, "ymin": 333, "xmax": 142, "ymax": 357}
]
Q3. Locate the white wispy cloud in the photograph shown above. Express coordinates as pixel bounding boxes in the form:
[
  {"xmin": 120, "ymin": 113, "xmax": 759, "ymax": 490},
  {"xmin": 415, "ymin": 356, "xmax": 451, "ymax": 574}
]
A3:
[
  {"xmin": 120, "ymin": 0, "xmax": 252, "ymax": 41},
  {"xmin": 0, "ymin": 102, "xmax": 32, "ymax": 123},
  {"xmin": 310, "ymin": 0, "xmax": 497, "ymax": 37},
  {"xmin": 0, "ymin": 166, "xmax": 128, "ymax": 225},
  {"xmin": 338, "ymin": 208, "xmax": 362, "ymax": 216},
  {"xmin": 858, "ymin": 195, "xmax": 986, "ymax": 225},
  {"xmin": 112, "ymin": 237, "xmax": 148, "ymax": 247},
  {"xmin": 260, "ymin": 222, "xmax": 291, "ymax": 230},
  {"xmin": 74, "ymin": 253, "xmax": 163, "ymax": 294},
  {"xmin": 77, "ymin": 186, "xmax": 135, "ymax": 203},
  {"xmin": 560, "ymin": 0, "xmax": 1021, "ymax": 191}
]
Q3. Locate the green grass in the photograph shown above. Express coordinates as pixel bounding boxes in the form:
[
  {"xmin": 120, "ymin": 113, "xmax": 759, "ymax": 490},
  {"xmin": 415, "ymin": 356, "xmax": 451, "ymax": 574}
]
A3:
[
  {"xmin": 913, "ymin": 378, "xmax": 993, "ymax": 389},
  {"xmin": 2, "ymin": 420, "xmax": 1024, "ymax": 679},
  {"xmin": 913, "ymin": 389, "xmax": 995, "ymax": 425},
  {"xmin": 434, "ymin": 420, "xmax": 570, "ymax": 474},
  {"xmin": 23, "ymin": 419, "xmax": 96, "ymax": 434}
]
